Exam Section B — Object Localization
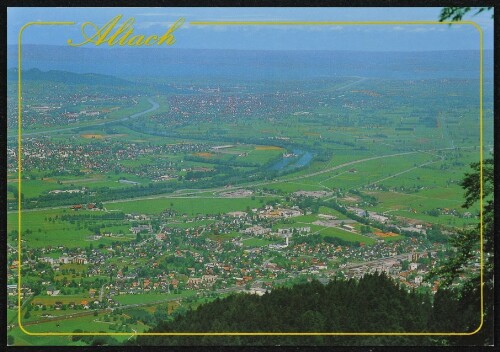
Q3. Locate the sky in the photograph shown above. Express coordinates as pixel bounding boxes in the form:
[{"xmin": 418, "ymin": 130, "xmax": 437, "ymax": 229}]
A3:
[{"xmin": 7, "ymin": 7, "xmax": 494, "ymax": 51}]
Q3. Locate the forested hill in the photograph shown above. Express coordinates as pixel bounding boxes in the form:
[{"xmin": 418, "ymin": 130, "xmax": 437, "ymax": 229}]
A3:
[
  {"xmin": 7, "ymin": 68, "xmax": 133, "ymax": 86},
  {"xmin": 129, "ymin": 273, "xmax": 473, "ymax": 346}
]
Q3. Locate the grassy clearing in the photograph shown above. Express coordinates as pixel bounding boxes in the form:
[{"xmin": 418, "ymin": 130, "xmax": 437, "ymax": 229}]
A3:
[
  {"xmin": 370, "ymin": 189, "xmax": 466, "ymax": 214},
  {"xmin": 206, "ymin": 232, "xmax": 240, "ymax": 241},
  {"xmin": 319, "ymin": 227, "xmax": 376, "ymax": 245},
  {"xmin": 241, "ymin": 237, "xmax": 277, "ymax": 247},
  {"xmin": 105, "ymin": 196, "xmax": 272, "ymax": 215},
  {"xmin": 59, "ymin": 263, "xmax": 87, "ymax": 272},
  {"xmin": 8, "ymin": 209, "xmax": 134, "ymax": 249},
  {"xmin": 7, "ymin": 309, "xmax": 17, "ymax": 323},
  {"xmin": 8, "ymin": 327, "xmax": 86, "ymax": 346},
  {"xmin": 265, "ymin": 181, "xmax": 326, "ymax": 193},
  {"xmin": 391, "ymin": 210, "xmax": 477, "ymax": 227},
  {"xmin": 318, "ymin": 206, "xmax": 350, "ymax": 219},
  {"xmin": 18, "ymin": 311, "xmax": 148, "ymax": 339},
  {"xmin": 31, "ymin": 294, "xmax": 90, "ymax": 306},
  {"xmin": 113, "ymin": 291, "xmax": 196, "ymax": 305}
]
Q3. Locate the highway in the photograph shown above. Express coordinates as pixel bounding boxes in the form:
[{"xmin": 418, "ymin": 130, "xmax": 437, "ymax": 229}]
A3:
[{"xmin": 7, "ymin": 144, "xmax": 485, "ymax": 215}]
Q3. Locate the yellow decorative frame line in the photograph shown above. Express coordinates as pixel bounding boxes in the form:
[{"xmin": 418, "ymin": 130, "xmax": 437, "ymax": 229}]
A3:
[{"xmin": 16, "ymin": 20, "xmax": 484, "ymax": 337}]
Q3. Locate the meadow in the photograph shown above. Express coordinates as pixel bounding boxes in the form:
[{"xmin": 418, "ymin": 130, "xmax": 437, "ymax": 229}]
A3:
[{"xmin": 105, "ymin": 196, "xmax": 271, "ymax": 216}]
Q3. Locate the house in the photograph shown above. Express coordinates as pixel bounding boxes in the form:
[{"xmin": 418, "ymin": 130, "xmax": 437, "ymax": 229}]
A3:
[
  {"xmin": 129, "ymin": 224, "xmax": 152, "ymax": 234},
  {"xmin": 202, "ymin": 275, "xmax": 218, "ymax": 283},
  {"xmin": 155, "ymin": 233, "xmax": 166, "ymax": 241},
  {"xmin": 342, "ymin": 224, "xmax": 356, "ymax": 232},
  {"xmin": 187, "ymin": 278, "xmax": 202, "ymax": 286},
  {"xmin": 316, "ymin": 263, "xmax": 328, "ymax": 270},
  {"xmin": 227, "ymin": 211, "xmax": 247, "ymax": 218},
  {"xmin": 278, "ymin": 208, "xmax": 302, "ymax": 218},
  {"xmin": 7, "ymin": 284, "xmax": 17, "ymax": 296},
  {"xmin": 59, "ymin": 256, "xmax": 72, "ymax": 264},
  {"xmin": 40, "ymin": 257, "xmax": 55, "ymax": 265},
  {"xmin": 278, "ymin": 228, "xmax": 292, "ymax": 236},
  {"xmin": 248, "ymin": 288, "xmax": 267, "ymax": 296},
  {"xmin": 47, "ymin": 286, "xmax": 60, "ymax": 296},
  {"xmin": 295, "ymin": 227, "xmax": 311, "ymax": 234},
  {"xmin": 243, "ymin": 225, "xmax": 271, "ymax": 236},
  {"xmin": 73, "ymin": 257, "xmax": 87, "ymax": 264}
]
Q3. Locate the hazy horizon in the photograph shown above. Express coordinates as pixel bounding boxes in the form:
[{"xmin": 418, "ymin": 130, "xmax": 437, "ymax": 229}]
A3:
[{"xmin": 7, "ymin": 44, "xmax": 493, "ymax": 81}]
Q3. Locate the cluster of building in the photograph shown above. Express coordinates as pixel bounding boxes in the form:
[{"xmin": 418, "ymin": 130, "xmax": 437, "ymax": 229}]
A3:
[
  {"xmin": 9, "ymin": 195, "xmax": 464, "ymax": 316},
  {"xmin": 7, "ymin": 137, "xmax": 212, "ymax": 181}
]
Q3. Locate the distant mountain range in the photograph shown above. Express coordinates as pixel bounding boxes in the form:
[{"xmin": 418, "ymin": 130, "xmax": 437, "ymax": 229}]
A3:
[{"xmin": 7, "ymin": 67, "xmax": 133, "ymax": 86}]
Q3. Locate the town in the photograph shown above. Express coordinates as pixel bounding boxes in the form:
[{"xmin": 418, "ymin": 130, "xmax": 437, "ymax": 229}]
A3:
[{"xmin": 6, "ymin": 65, "xmax": 489, "ymax": 340}]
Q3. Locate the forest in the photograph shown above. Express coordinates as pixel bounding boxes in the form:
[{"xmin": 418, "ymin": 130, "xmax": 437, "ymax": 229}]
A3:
[{"xmin": 128, "ymin": 273, "xmax": 480, "ymax": 346}]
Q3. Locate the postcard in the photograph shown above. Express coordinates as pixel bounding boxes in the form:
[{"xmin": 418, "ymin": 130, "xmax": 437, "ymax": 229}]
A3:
[{"xmin": 5, "ymin": 5, "xmax": 495, "ymax": 347}]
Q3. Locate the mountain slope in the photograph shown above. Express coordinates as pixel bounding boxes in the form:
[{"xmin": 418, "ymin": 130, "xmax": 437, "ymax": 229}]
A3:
[
  {"xmin": 130, "ymin": 273, "xmax": 438, "ymax": 346},
  {"xmin": 7, "ymin": 68, "xmax": 133, "ymax": 86}
]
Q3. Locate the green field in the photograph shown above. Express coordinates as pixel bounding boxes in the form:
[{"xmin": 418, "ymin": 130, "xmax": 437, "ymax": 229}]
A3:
[
  {"xmin": 113, "ymin": 291, "xmax": 196, "ymax": 305},
  {"xmin": 207, "ymin": 232, "xmax": 240, "ymax": 241},
  {"xmin": 15, "ymin": 311, "xmax": 148, "ymax": 338},
  {"xmin": 318, "ymin": 227, "xmax": 376, "ymax": 245},
  {"xmin": 8, "ymin": 209, "xmax": 135, "ymax": 248},
  {"xmin": 242, "ymin": 238, "xmax": 278, "ymax": 247},
  {"xmin": 31, "ymin": 294, "xmax": 90, "ymax": 306},
  {"xmin": 105, "ymin": 196, "xmax": 273, "ymax": 215}
]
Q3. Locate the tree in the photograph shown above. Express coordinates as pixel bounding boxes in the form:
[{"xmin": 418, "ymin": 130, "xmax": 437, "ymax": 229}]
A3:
[
  {"xmin": 429, "ymin": 158, "xmax": 493, "ymax": 344},
  {"xmin": 439, "ymin": 7, "xmax": 493, "ymax": 22}
]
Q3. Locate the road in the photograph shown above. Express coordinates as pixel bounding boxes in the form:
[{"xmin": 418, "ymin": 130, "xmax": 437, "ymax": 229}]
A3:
[
  {"xmin": 99, "ymin": 284, "xmax": 105, "ymax": 302},
  {"xmin": 10, "ymin": 98, "xmax": 159, "ymax": 139},
  {"xmin": 366, "ymin": 155, "xmax": 444, "ymax": 187},
  {"xmin": 6, "ymin": 145, "xmax": 484, "ymax": 215},
  {"xmin": 102, "ymin": 150, "xmax": 422, "ymax": 202}
]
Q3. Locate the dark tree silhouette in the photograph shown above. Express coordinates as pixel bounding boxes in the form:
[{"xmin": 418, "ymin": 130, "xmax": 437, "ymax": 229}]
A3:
[
  {"xmin": 439, "ymin": 7, "xmax": 493, "ymax": 22},
  {"xmin": 429, "ymin": 158, "xmax": 494, "ymax": 345}
]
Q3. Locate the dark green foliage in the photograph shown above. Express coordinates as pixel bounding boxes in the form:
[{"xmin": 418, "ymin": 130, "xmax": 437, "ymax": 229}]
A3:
[
  {"xmin": 428, "ymin": 158, "xmax": 494, "ymax": 345},
  {"xmin": 295, "ymin": 233, "xmax": 360, "ymax": 248},
  {"xmin": 439, "ymin": 7, "xmax": 493, "ymax": 22},
  {"xmin": 425, "ymin": 225, "xmax": 447, "ymax": 244},
  {"xmin": 130, "ymin": 274, "xmax": 434, "ymax": 346}
]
